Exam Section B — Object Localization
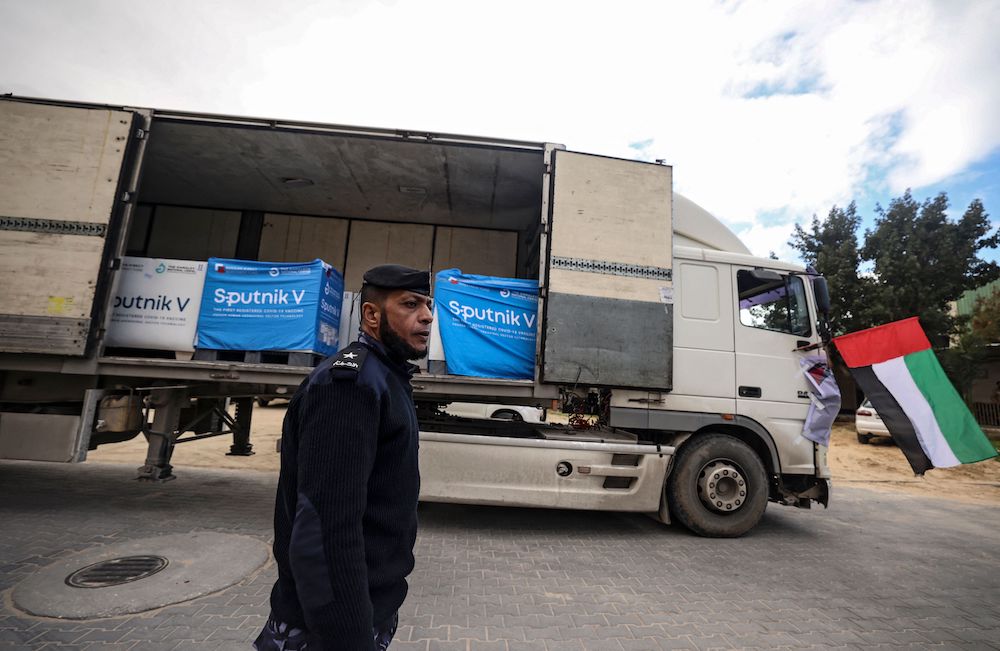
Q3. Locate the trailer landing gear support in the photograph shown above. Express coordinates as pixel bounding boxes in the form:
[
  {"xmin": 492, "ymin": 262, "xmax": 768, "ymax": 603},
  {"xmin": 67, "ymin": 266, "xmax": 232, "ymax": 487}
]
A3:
[
  {"xmin": 137, "ymin": 389, "xmax": 186, "ymax": 482},
  {"xmin": 227, "ymin": 397, "xmax": 255, "ymax": 457}
]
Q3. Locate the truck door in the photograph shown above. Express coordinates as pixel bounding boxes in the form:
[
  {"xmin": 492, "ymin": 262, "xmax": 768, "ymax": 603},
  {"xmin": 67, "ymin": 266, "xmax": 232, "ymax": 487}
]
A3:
[
  {"xmin": 732, "ymin": 267, "xmax": 821, "ymax": 474},
  {"xmin": 0, "ymin": 99, "xmax": 146, "ymax": 356},
  {"xmin": 542, "ymin": 151, "xmax": 673, "ymax": 390}
]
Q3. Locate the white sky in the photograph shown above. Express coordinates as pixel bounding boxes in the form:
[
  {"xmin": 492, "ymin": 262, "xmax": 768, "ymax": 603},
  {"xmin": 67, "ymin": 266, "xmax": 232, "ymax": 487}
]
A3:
[{"xmin": 2, "ymin": 0, "xmax": 998, "ymax": 260}]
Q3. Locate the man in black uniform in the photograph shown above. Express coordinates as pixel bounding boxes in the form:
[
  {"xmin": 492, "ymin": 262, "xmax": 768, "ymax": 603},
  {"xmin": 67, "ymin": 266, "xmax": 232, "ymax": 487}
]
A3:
[{"xmin": 254, "ymin": 264, "xmax": 433, "ymax": 651}]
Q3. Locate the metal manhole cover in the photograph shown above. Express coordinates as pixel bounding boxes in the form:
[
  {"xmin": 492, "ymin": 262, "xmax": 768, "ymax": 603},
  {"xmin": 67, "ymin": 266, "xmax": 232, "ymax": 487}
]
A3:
[
  {"xmin": 14, "ymin": 533, "xmax": 267, "ymax": 619},
  {"xmin": 65, "ymin": 555, "xmax": 169, "ymax": 588}
]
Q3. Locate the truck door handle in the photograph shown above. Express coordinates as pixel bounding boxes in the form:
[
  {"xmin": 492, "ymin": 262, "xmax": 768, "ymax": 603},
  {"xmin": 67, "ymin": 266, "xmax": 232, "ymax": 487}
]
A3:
[{"xmin": 739, "ymin": 386, "xmax": 762, "ymax": 398}]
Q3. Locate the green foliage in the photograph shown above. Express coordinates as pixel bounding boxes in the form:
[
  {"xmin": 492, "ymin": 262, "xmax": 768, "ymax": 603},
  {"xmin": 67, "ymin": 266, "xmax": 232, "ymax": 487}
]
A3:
[
  {"xmin": 789, "ymin": 202, "xmax": 869, "ymax": 336},
  {"xmin": 861, "ymin": 191, "xmax": 1000, "ymax": 346},
  {"xmin": 790, "ymin": 192, "xmax": 999, "ymax": 347},
  {"xmin": 945, "ymin": 289, "xmax": 1000, "ymax": 400},
  {"xmin": 968, "ymin": 289, "xmax": 1000, "ymax": 344}
]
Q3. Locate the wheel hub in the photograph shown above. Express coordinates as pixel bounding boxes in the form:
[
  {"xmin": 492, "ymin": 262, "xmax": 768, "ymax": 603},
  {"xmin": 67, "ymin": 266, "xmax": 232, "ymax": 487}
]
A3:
[{"xmin": 697, "ymin": 460, "xmax": 747, "ymax": 513}]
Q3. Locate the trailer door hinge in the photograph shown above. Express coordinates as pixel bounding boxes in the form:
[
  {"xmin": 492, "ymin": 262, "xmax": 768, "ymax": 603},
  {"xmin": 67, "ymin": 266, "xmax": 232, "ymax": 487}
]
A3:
[
  {"xmin": 551, "ymin": 256, "xmax": 673, "ymax": 281},
  {"xmin": 134, "ymin": 128, "xmax": 146, "ymax": 140},
  {"xmin": 0, "ymin": 216, "xmax": 107, "ymax": 237}
]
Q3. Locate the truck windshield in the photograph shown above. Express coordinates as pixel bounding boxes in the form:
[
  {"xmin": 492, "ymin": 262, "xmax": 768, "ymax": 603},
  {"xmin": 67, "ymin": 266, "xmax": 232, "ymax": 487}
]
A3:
[{"xmin": 737, "ymin": 271, "xmax": 811, "ymax": 337}]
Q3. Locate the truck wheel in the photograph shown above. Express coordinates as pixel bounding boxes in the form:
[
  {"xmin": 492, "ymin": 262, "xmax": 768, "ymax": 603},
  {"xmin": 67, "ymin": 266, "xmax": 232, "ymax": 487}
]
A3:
[
  {"xmin": 666, "ymin": 433, "xmax": 768, "ymax": 538},
  {"xmin": 857, "ymin": 432, "xmax": 872, "ymax": 444},
  {"xmin": 491, "ymin": 409, "xmax": 523, "ymax": 422}
]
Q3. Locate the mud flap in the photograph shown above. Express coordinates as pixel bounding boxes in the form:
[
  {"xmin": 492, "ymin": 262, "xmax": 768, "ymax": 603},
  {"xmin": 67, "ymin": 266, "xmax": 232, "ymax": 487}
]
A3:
[{"xmin": 789, "ymin": 478, "xmax": 830, "ymax": 509}]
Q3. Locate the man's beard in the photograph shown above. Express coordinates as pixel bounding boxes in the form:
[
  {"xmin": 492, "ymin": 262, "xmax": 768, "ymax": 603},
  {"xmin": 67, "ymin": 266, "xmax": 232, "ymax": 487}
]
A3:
[{"xmin": 379, "ymin": 318, "xmax": 427, "ymax": 361}]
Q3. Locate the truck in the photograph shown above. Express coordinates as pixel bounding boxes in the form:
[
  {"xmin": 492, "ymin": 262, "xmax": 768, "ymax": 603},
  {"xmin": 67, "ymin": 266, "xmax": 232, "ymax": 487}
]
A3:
[{"xmin": 0, "ymin": 95, "xmax": 832, "ymax": 537}]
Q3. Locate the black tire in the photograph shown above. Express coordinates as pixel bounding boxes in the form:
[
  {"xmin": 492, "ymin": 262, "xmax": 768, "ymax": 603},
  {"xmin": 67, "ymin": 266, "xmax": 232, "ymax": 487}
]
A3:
[
  {"xmin": 491, "ymin": 409, "xmax": 523, "ymax": 422},
  {"xmin": 857, "ymin": 432, "xmax": 872, "ymax": 444},
  {"xmin": 666, "ymin": 433, "xmax": 768, "ymax": 538}
]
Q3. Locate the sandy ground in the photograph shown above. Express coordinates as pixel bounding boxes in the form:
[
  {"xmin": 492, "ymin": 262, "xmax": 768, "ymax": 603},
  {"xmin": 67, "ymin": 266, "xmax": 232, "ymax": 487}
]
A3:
[
  {"xmin": 88, "ymin": 406, "xmax": 1000, "ymax": 505},
  {"xmin": 827, "ymin": 422, "xmax": 1000, "ymax": 505},
  {"xmin": 89, "ymin": 403, "xmax": 290, "ymax": 473}
]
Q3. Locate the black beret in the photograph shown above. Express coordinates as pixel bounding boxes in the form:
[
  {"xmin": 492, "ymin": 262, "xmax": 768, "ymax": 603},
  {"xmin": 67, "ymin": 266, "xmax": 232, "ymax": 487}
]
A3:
[{"xmin": 362, "ymin": 264, "xmax": 431, "ymax": 295}]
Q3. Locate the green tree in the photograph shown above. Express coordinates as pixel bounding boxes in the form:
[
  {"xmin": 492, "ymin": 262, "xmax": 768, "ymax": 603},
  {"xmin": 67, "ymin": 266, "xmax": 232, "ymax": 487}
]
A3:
[
  {"xmin": 791, "ymin": 192, "xmax": 999, "ymax": 399},
  {"xmin": 861, "ymin": 191, "xmax": 1000, "ymax": 346},
  {"xmin": 789, "ymin": 202, "xmax": 869, "ymax": 336},
  {"xmin": 791, "ymin": 191, "xmax": 998, "ymax": 346},
  {"xmin": 969, "ymin": 289, "xmax": 1000, "ymax": 344},
  {"xmin": 940, "ymin": 290, "xmax": 1000, "ymax": 400}
]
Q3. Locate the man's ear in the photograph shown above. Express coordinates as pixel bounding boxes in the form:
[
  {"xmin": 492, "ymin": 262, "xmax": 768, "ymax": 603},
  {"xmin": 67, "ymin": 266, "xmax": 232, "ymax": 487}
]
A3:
[{"xmin": 361, "ymin": 301, "xmax": 381, "ymax": 330}]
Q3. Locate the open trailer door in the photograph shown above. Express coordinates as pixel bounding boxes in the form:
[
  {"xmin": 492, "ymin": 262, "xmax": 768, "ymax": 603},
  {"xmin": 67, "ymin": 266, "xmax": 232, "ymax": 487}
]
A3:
[
  {"xmin": 0, "ymin": 99, "xmax": 146, "ymax": 356},
  {"xmin": 542, "ymin": 151, "xmax": 673, "ymax": 390}
]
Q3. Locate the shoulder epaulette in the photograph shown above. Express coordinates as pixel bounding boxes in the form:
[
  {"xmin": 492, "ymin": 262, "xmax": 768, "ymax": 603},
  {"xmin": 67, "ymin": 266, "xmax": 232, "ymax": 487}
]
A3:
[{"xmin": 326, "ymin": 341, "xmax": 370, "ymax": 379}]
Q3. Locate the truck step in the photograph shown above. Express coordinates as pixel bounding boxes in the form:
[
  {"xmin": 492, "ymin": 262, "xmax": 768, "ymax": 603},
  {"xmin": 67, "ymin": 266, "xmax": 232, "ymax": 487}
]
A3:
[{"xmin": 192, "ymin": 348, "xmax": 326, "ymax": 367}]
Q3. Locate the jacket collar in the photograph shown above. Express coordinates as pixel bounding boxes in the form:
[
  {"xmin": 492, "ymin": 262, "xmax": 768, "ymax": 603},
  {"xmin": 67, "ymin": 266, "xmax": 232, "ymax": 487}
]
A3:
[{"xmin": 359, "ymin": 332, "xmax": 419, "ymax": 378}]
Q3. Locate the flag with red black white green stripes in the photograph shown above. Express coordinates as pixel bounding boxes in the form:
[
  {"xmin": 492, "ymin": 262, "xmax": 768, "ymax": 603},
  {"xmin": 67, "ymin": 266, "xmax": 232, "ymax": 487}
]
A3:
[{"xmin": 833, "ymin": 317, "xmax": 997, "ymax": 475}]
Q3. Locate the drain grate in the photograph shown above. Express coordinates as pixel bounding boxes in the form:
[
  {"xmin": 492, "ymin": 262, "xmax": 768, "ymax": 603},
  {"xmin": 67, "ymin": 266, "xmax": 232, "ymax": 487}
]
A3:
[{"xmin": 65, "ymin": 555, "xmax": 169, "ymax": 588}]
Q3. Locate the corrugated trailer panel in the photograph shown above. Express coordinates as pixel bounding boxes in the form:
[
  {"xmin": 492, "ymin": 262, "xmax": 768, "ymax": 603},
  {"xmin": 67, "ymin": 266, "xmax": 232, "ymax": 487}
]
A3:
[
  {"xmin": 0, "ymin": 100, "xmax": 136, "ymax": 355},
  {"xmin": 258, "ymin": 213, "xmax": 349, "ymax": 269},
  {"xmin": 432, "ymin": 227, "xmax": 518, "ymax": 278}
]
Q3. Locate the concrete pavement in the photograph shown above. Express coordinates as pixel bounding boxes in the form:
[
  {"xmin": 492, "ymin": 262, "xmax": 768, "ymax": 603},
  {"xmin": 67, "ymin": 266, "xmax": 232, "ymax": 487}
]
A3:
[{"xmin": 1, "ymin": 460, "xmax": 999, "ymax": 650}]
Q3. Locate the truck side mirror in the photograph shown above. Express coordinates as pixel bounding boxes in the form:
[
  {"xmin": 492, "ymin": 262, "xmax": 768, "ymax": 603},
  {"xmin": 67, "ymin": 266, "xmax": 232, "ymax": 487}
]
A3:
[
  {"xmin": 812, "ymin": 276, "xmax": 832, "ymax": 342},
  {"xmin": 812, "ymin": 277, "xmax": 831, "ymax": 315}
]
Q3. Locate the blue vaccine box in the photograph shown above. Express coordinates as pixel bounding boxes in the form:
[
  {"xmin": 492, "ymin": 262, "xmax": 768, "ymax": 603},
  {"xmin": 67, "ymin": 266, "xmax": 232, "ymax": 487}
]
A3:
[{"xmin": 196, "ymin": 258, "xmax": 343, "ymax": 356}]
